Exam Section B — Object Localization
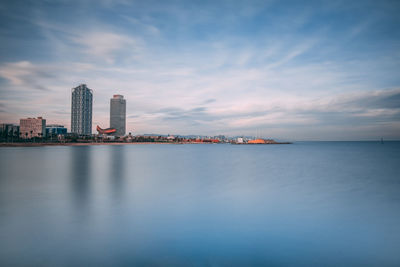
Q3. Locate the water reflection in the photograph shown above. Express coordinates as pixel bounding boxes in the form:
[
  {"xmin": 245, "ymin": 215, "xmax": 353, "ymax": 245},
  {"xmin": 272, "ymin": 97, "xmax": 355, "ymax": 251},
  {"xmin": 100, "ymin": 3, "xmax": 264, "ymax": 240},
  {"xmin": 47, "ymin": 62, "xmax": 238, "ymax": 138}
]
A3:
[
  {"xmin": 1, "ymin": 143, "xmax": 399, "ymax": 266},
  {"xmin": 70, "ymin": 146, "xmax": 92, "ymax": 219},
  {"xmin": 109, "ymin": 145, "xmax": 126, "ymax": 202}
]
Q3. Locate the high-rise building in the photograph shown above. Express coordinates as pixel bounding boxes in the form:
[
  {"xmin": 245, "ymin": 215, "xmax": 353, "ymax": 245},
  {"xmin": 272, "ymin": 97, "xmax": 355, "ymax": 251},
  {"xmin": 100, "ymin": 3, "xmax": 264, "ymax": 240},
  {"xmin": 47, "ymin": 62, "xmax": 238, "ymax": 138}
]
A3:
[
  {"xmin": 110, "ymin": 95, "xmax": 126, "ymax": 136},
  {"xmin": 20, "ymin": 117, "xmax": 46, "ymax": 139},
  {"xmin": 71, "ymin": 84, "xmax": 93, "ymax": 135}
]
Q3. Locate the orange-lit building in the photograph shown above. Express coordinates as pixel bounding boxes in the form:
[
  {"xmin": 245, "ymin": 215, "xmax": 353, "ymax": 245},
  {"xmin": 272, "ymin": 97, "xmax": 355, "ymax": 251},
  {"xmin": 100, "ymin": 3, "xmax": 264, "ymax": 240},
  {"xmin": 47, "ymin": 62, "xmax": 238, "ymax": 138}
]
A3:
[
  {"xmin": 247, "ymin": 139, "xmax": 266, "ymax": 144},
  {"xmin": 96, "ymin": 125, "xmax": 117, "ymax": 135}
]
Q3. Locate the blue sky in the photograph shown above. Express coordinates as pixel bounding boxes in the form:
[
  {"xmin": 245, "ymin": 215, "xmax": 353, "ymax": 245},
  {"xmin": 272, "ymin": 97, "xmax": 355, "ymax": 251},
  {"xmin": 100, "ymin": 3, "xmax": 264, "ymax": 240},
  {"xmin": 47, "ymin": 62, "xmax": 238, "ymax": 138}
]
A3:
[{"xmin": 0, "ymin": 0, "xmax": 399, "ymax": 140}]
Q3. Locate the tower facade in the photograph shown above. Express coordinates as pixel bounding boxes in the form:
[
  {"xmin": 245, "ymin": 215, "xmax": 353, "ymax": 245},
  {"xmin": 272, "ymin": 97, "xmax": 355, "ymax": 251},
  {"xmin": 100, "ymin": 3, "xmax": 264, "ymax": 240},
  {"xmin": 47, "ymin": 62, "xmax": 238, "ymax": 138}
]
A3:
[
  {"xmin": 110, "ymin": 94, "xmax": 126, "ymax": 136},
  {"xmin": 71, "ymin": 84, "xmax": 93, "ymax": 135}
]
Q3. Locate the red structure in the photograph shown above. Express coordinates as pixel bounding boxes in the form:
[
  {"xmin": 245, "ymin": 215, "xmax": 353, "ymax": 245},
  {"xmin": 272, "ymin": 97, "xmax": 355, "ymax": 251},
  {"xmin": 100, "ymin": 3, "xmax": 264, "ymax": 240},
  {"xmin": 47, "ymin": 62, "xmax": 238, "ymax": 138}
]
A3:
[{"xmin": 96, "ymin": 125, "xmax": 117, "ymax": 134}]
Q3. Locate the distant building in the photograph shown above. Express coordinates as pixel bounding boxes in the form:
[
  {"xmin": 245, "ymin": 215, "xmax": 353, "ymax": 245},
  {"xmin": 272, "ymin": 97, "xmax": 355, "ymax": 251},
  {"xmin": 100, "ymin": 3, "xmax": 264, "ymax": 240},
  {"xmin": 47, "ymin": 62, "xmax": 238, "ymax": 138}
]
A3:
[
  {"xmin": 20, "ymin": 117, "xmax": 46, "ymax": 139},
  {"xmin": 0, "ymin": 123, "xmax": 9, "ymax": 134},
  {"xmin": 46, "ymin": 124, "xmax": 67, "ymax": 136},
  {"xmin": 110, "ymin": 94, "xmax": 126, "ymax": 136},
  {"xmin": 71, "ymin": 84, "xmax": 93, "ymax": 135},
  {"xmin": 96, "ymin": 125, "xmax": 116, "ymax": 135},
  {"xmin": 248, "ymin": 139, "xmax": 266, "ymax": 144},
  {"xmin": 0, "ymin": 123, "xmax": 19, "ymax": 140}
]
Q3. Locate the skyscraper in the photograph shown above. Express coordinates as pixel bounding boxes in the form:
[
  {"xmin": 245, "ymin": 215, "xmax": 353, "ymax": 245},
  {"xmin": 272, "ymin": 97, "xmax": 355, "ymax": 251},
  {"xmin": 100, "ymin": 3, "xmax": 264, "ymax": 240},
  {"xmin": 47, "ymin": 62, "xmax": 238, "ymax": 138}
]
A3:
[
  {"xmin": 110, "ymin": 95, "xmax": 126, "ymax": 136},
  {"xmin": 71, "ymin": 84, "xmax": 93, "ymax": 135}
]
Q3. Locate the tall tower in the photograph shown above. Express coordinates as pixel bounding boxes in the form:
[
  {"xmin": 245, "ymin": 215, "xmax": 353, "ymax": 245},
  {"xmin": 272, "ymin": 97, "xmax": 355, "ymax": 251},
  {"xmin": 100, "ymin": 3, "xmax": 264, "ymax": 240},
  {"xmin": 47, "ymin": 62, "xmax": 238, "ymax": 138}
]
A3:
[
  {"xmin": 71, "ymin": 84, "xmax": 93, "ymax": 135},
  {"xmin": 110, "ymin": 95, "xmax": 126, "ymax": 136}
]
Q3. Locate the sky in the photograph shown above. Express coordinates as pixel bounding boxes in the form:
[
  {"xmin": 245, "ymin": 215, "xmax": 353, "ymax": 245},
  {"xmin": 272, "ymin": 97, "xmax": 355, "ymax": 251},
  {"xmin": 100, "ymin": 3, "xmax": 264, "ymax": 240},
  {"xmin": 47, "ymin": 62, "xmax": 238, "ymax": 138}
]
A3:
[{"xmin": 0, "ymin": 0, "xmax": 399, "ymax": 140}]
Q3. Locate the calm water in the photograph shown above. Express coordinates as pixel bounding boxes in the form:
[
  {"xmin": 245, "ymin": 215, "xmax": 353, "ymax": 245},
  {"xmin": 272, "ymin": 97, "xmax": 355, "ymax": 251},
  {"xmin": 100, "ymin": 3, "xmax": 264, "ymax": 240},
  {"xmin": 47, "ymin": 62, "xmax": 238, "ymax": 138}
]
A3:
[{"xmin": 1, "ymin": 142, "xmax": 400, "ymax": 266}]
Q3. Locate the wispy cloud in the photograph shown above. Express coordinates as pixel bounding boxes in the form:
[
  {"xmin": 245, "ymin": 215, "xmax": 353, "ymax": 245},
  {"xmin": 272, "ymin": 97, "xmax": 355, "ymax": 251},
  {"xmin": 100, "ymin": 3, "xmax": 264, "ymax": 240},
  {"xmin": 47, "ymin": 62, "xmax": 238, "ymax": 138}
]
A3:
[
  {"xmin": 0, "ymin": 61, "xmax": 55, "ymax": 91},
  {"xmin": 0, "ymin": 0, "xmax": 399, "ymax": 140},
  {"xmin": 121, "ymin": 15, "xmax": 160, "ymax": 36}
]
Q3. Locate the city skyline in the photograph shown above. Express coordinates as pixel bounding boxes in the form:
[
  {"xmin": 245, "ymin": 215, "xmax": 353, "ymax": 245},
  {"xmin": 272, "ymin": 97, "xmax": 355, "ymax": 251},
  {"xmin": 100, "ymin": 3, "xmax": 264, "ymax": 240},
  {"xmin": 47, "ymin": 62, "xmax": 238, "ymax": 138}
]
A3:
[{"xmin": 0, "ymin": 1, "xmax": 399, "ymax": 140}]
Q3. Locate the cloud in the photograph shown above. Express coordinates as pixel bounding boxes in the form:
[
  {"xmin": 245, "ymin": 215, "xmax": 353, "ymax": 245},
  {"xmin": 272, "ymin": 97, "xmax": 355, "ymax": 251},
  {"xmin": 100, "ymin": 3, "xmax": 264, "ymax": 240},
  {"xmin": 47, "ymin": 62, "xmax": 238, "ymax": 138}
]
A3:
[
  {"xmin": 345, "ymin": 90, "xmax": 400, "ymax": 110},
  {"xmin": 203, "ymin": 98, "xmax": 216, "ymax": 104},
  {"xmin": 1, "ymin": 55, "xmax": 399, "ymax": 139},
  {"xmin": 31, "ymin": 15, "xmax": 145, "ymax": 65},
  {"xmin": 128, "ymin": 88, "xmax": 400, "ymax": 137},
  {"xmin": 0, "ymin": 61, "xmax": 54, "ymax": 91},
  {"xmin": 121, "ymin": 15, "xmax": 160, "ymax": 36},
  {"xmin": 71, "ymin": 31, "xmax": 143, "ymax": 64},
  {"xmin": 0, "ymin": 0, "xmax": 399, "ymax": 139},
  {"xmin": 155, "ymin": 106, "xmax": 215, "ymax": 123}
]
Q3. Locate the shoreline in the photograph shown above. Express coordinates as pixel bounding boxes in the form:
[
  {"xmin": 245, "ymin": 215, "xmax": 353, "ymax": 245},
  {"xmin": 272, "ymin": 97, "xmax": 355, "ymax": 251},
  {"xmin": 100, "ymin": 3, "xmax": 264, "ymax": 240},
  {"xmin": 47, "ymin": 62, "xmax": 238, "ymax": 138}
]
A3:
[
  {"xmin": 0, "ymin": 142, "xmax": 181, "ymax": 147},
  {"xmin": 0, "ymin": 142, "xmax": 292, "ymax": 147}
]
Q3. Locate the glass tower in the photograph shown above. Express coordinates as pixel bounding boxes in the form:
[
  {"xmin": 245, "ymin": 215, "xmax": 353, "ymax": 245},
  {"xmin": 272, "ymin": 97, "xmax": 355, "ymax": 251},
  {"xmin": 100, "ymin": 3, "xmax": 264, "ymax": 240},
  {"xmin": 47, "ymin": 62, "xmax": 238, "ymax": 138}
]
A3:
[
  {"xmin": 71, "ymin": 84, "xmax": 93, "ymax": 135},
  {"xmin": 110, "ymin": 95, "xmax": 126, "ymax": 136}
]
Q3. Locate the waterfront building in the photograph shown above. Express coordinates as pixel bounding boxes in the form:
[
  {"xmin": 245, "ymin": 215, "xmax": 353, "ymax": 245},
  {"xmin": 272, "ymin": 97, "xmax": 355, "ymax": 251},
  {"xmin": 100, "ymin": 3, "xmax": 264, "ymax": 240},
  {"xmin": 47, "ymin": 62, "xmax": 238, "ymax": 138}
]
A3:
[
  {"xmin": 46, "ymin": 124, "xmax": 67, "ymax": 136},
  {"xmin": 0, "ymin": 123, "xmax": 11, "ymax": 134},
  {"xmin": 248, "ymin": 139, "xmax": 266, "ymax": 144},
  {"xmin": 71, "ymin": 84, "xmax": 93, "ymax": 135},
  {"xmin": 96, "ymin": 125, "xmax": 116, "ymax": 135},
  {"xmin": 20, "ymin": 117, "xmax": 46, "ymax": 139},
  {"xmin": 0, "ymin": 123, "xmax": 20, "ymax": 140},
  {"xmin": 110, "ymin": 94, "xmax": 126, "ymax": 136}
]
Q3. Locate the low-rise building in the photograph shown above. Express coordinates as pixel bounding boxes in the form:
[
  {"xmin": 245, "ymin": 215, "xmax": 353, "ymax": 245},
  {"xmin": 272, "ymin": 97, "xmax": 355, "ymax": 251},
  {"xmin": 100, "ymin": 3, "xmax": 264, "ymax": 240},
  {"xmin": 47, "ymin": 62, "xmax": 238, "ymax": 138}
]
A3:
[
  {"xmin": 46, "ymin": 124, "xmax": 67, "ymax": 136},
  {"xmin": 20, "ymin": 117, "xmax": 46, "ymax": 139},
  {"xmin": 0, "ymin": 123, "xmax": 20, "ymax": 140}
]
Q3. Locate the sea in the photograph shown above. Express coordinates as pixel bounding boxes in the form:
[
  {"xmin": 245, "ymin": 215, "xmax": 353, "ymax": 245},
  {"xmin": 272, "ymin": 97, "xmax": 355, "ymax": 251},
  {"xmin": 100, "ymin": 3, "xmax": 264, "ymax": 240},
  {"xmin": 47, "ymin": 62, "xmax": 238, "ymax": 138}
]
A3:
[{"xmin": 0, "ymin": 142, "xmax": 399, "ymax": 266}]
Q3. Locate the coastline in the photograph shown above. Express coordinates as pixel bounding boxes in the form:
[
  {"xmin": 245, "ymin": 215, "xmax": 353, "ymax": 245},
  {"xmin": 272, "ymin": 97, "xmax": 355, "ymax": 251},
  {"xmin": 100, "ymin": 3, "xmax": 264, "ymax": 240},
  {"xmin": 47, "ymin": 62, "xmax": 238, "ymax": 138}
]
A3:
[
  {"xmin": 0, "ymin": 142, "xmax": 179, "ymax": 147},
  {"xmin": 0, "ymin": 142, "xmax": 292, "ymax": 147}
]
